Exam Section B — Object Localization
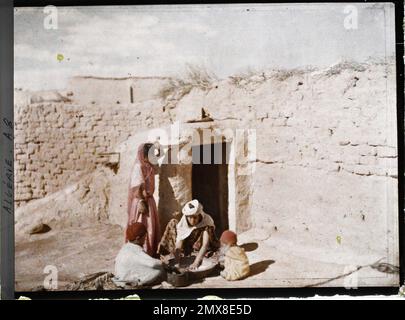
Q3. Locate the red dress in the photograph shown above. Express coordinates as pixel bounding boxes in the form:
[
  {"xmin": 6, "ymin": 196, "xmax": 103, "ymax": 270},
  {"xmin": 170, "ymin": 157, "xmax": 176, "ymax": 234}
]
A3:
[{"xmin": 126, "ymin": 144, "xmax": 160, "ymax": 257}]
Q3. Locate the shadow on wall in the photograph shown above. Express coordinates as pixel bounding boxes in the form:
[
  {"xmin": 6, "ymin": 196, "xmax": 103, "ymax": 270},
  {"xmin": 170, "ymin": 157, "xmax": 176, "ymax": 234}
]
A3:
[
  {"xmin": 157, "ymin": 149, "xmax": 192, "ymax": 233},
  {"xmin": 158, "ymin": 163, "xmax": 179, "ymax": 231}
]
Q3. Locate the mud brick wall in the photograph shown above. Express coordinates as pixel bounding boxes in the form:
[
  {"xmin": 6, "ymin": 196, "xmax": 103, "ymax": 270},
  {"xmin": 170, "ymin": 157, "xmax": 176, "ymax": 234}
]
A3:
[
  {"xmin": 173, "ymin": 62, "xmax": 398, "ymax": 263},
  {"xmin": 14, "ymin": 101, "xmax": 168, "ymax": 206}
]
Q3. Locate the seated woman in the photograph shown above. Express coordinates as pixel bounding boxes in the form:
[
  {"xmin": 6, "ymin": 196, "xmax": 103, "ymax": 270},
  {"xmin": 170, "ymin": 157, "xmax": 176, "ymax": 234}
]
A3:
[
  {"xmin": 157, "ymin": 199, "xmax": 220, "ymax": 270},
  {"xmin": 114, "ymin": 222, "xmax": 164, "ymax": 288}
]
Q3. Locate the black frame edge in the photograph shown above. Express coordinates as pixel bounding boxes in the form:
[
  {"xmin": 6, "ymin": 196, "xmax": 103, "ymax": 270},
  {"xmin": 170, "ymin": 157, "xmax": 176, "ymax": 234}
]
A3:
[
  {"xmin": 0, "ymin": 0, "xmax": 15, "ymax": 301},
  {"xmin": 7, "ymin": 0, "xmax": 405, "ymax": 299},
  {"xmin": 395, "ymin": 0, "xmax": 405, "ymax": 287}
]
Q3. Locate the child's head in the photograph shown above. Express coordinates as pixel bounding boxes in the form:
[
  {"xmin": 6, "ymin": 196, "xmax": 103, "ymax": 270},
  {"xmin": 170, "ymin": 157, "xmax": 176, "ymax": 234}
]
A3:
[
  {"xmin": 126, "ymin": 222, "xmax": 147, "ymax": 245},
  {"xmin": 220, "ymin": 230, "xmax": 237, "ymax": 247}
]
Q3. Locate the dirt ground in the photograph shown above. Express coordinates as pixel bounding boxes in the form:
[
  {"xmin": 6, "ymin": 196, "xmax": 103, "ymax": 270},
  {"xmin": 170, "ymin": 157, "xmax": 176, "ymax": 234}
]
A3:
[
  {"xmin": 15, "ymin": 223, "xmax": 123, "ymax": 291},
  {"xmin": 15, "ymin": 222, "xmax": 394, "ymax": 292}
]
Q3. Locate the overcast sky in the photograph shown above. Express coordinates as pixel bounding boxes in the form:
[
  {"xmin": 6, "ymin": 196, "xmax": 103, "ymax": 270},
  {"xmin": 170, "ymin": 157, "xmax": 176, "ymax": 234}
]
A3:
[{"xmin": 15, "ymin": 3, "xmax": 395, "ymax": 91}]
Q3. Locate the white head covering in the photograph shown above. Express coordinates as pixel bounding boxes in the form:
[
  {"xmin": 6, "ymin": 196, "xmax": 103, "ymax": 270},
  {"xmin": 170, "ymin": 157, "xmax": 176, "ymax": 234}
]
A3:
[
  {"xmin": 182, "ymin": 199, "xmax": 201, "ymax": 216},
  {"xmin": 176, "ymin": 200, "xmax": 215, "ymax": 241}
]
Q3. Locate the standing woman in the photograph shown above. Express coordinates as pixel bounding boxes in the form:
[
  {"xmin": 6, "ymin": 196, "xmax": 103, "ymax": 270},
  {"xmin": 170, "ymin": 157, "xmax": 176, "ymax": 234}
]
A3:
[{"xmin": 126, "ymin": 143, "xmax": 160, "ymax": 257}]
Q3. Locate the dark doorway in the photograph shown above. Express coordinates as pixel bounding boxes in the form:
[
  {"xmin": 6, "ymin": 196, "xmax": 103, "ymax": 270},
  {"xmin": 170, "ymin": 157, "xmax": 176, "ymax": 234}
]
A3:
[{"xmin": 192, "ymin": 142, "xmax": 229, "ymax": 238}]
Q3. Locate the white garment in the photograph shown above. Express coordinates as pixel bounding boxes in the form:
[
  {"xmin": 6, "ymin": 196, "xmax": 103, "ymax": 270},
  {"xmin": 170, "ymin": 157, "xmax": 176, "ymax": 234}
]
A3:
[
  {"xmin": 114, "ymin": 243, "xmax": 163, "ymax": 286},
  {"xmin": 182, "ymin": 199, "xmax": 201, "ymax": 215},
  {"xmin": 129, "ymin": 163, "xmax": 143, "ymax": 188},
  {"xmin": 176, "ymin": 211, "xmax": 215, "ymax": 242}
]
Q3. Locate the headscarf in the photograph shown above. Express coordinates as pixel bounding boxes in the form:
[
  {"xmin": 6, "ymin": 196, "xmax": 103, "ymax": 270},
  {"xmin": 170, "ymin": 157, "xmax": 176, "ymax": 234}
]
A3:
[
  {"xmin": 126, "ymin": 222, "xmax": 147, "ymax": 242},
  {"xmin": 220, "ymin": 230, "xmax": 237, "ymax": 246},
  {"xmin": 176, "ymin": 200, "xmax": 215, "ymax": 241},
  {"xmin": 129, "ymin": 143, "xmax": 154, "ymax": 193},
  {"xmin": 182, "ymin": 199, "xmax": 200, "ymax": 216}
]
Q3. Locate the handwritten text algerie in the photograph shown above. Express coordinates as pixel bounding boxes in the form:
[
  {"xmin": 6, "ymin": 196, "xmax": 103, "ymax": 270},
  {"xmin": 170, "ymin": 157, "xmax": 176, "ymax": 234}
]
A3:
[{"xmin": 2, "ymin": 116, "xmax": 13, "ymax": 215}]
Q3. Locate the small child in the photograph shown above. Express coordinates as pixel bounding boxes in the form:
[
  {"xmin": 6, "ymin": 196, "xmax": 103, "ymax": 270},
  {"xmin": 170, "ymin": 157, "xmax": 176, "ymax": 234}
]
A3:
[{"xmin": 219, "ymin": 230, "xmax": 250, "ymax": 281}]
